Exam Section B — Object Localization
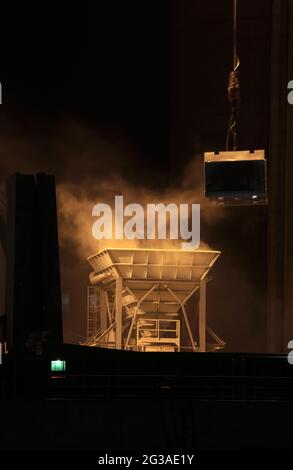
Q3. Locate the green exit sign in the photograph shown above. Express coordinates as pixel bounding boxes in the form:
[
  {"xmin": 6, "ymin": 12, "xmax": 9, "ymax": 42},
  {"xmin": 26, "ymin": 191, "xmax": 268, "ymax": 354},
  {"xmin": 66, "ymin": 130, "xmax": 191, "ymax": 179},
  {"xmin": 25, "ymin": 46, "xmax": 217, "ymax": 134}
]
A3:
[{"xmin": 51, "ymin": 360, "xmax": 66, "ymax": 372}]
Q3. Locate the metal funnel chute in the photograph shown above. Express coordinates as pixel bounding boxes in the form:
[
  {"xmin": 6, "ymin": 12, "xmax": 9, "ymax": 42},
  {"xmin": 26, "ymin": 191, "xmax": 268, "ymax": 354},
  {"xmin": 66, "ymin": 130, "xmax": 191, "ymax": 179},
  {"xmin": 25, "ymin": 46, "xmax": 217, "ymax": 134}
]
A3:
[{"xmin": 83, "ymin": 248, "xmax": 224, "ymax": 352}]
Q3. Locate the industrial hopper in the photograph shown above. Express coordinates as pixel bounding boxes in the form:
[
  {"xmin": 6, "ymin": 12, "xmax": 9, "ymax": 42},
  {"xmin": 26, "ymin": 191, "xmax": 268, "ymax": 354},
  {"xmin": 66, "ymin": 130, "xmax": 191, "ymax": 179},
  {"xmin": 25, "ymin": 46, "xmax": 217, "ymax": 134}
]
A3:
[{"xmin": 83, "ymin": 248, "xmax": 224, "ymax": 352}]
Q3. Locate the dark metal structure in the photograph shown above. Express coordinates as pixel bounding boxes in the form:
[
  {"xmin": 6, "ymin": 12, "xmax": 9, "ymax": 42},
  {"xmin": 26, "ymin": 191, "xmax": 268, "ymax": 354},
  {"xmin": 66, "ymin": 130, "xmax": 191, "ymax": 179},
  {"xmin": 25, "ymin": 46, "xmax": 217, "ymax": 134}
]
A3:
[{"xmin": 4, "ymin": 173, "xmax": 63, "ymax": 354}]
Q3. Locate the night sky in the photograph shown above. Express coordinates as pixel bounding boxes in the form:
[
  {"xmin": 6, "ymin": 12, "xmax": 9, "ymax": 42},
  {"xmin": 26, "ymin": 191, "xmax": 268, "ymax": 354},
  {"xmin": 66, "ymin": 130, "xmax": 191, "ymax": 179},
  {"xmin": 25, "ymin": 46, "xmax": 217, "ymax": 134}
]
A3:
[{"xmin": 0, "ymin": 0, "xmax": 272, "ymax": 351}]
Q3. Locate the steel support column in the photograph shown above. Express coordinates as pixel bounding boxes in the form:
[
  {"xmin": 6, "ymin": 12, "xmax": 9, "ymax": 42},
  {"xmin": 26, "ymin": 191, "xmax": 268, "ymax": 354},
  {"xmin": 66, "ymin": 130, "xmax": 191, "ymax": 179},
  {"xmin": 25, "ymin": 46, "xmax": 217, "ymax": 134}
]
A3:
[
  {"xmin": 115, "ymin": 277, "xmax": 123, "ymax": 349},
  {"xmin": 199, "ymin": 279, "xmax": 206, "ymax": 352}
]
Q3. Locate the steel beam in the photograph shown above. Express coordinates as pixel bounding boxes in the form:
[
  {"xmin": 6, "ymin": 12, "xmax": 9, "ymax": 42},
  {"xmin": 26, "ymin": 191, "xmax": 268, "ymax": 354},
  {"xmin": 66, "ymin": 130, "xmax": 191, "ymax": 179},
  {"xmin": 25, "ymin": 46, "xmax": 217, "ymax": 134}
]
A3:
[
  {"xmin": 199, "ymin": 279, "xmax": 206, "ymax": 352},
  {"xmin": 115, "ymin": 277, "xmax": 123, "ymax": 349}
]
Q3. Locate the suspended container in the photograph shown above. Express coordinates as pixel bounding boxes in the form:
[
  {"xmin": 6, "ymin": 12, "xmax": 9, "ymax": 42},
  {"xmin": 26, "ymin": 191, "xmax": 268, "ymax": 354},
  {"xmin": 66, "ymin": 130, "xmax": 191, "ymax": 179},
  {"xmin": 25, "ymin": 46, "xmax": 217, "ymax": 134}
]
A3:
[{"xmin": 204, "ymin": 150, "xmax": 268, "ymax": 205}]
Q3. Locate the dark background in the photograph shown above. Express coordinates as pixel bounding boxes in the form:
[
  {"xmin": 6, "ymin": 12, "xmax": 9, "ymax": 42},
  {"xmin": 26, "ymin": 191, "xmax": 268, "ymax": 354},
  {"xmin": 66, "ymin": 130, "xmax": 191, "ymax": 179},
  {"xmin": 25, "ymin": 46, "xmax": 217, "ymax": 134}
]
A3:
[{"xmin": 0, "ymin": 0, "xmax": 272, "ymax": 351}]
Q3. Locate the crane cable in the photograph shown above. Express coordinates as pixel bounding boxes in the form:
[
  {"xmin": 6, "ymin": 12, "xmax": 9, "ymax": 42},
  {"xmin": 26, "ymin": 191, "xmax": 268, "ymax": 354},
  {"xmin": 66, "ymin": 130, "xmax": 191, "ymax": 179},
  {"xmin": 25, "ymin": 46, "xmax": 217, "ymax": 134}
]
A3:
[{"xmin": 226, "ymin": 0, "xmax": 240, "ymax": 151}]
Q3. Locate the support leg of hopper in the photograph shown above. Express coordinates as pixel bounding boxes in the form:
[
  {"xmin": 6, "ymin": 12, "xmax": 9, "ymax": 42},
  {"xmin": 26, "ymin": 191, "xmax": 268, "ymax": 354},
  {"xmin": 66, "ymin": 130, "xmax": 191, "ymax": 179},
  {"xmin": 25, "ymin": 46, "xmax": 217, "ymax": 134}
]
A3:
[{"xmin": 115, "ymin": 277, "xmax": 123, "ymax": 349}]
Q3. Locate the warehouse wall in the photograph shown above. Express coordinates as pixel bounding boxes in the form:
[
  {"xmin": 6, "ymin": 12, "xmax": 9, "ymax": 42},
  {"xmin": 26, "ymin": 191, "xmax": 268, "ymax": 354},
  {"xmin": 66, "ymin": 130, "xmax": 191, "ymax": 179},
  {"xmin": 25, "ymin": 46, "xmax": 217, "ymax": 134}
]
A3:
[{"xmin": 267, "ymin": 0, "xmax": 293, "ymax": 352}]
